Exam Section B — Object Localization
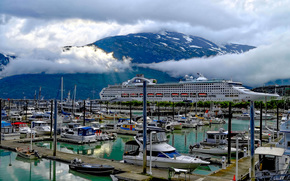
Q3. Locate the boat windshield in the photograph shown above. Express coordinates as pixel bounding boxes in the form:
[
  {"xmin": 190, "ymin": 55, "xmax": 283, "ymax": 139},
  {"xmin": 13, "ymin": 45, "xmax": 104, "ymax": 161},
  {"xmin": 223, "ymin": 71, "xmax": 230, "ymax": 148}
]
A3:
[
  {"xmin": 152, "ymin": 132, "xmax": 167, "ymax": 142},
  {"xmin": 157, "ymin": 151, "xmax": 181, "ymax": 158}
]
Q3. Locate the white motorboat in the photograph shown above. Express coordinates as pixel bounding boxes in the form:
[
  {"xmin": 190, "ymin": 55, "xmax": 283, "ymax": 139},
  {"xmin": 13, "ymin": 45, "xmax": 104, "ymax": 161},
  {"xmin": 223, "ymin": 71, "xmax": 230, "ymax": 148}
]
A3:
[
  {"xmin": 90, "ymin": 122, "xmax": 110, "ymax": 141},
  {"xmin": 123, "ymin": 127, "xmax": 209, "ymax": 170},
  {"xmin": 61, "ymin": 126, "xmax": 96, "ymax": 143},
  {"xmin": 189, "ymin": 144, "xmax": 238, "ymax": 155},
  {"xmin": 177, "ymin": 117, "xmax": 196, "ymax": 128},
  {"xmin": 12, "ymin": 122, "xmax": 37, "ymax": 135},
  {"xmin": 32, "ymin": 121, "xmax": 52, "ymax": 135}
]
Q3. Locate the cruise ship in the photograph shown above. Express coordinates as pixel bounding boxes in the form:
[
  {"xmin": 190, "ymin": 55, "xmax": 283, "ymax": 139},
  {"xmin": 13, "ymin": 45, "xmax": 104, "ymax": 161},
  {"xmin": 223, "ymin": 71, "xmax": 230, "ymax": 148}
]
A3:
[{"xmin": 99, "ymin": 74, "xmax": 279, "ymax": 102}]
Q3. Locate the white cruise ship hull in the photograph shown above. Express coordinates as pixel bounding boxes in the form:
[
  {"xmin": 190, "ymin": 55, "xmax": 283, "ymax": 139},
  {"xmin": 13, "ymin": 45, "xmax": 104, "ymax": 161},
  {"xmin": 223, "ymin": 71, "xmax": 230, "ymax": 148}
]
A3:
[{"xmin": 100, "ymin": 74, "xmax": 279, "ymax": 102}]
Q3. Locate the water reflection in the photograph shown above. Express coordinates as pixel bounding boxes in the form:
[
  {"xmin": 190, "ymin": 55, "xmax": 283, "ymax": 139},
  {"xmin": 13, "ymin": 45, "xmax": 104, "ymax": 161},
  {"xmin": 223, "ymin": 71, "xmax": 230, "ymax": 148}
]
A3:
[
  {"xmin": 35, "ymin": 135, "xmax": 135, "ymax": 161},
  {"xmin": 0, "ymin": 149, "xmax": 111, "ymax": 181}
]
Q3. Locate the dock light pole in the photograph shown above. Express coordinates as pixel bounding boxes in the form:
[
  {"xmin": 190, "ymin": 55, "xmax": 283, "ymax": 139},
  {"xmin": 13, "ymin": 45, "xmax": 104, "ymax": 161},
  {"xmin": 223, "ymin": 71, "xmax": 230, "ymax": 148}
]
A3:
[
  {"xmin": 149, "ymin": 131, "xmax": 156, "ymax": 175},
  {"xmin": 53, "ymin": 100, "xmax": 58, "ymax": 157},
  {"xmin": 83, "ymin": 100, "xmax": 86, "ymax": 126},
  {"xmin": 50, "ymin": 100, "xmax": 53, "ymax": 138},
  {"xmin": 250, "ymin": 101, "xmax": 255, "ymax": 181},
  {"xmin": 172, "ymin": 102, "xmax": 175, "ymax": 120},
  {"xmin": 276, "ymin": 101, "xmax": 279, "ymax": 139},
  {"xmin": 259, "ymin": 102, "xmax": 263, "ymax": 147},
  {"xmin": 129, "ymin": 102, "xmax": 132, "ymax": 124},
  {"xmin": 157, "ymin": 102, "xmax": 160, "ymax": 122},
  {"xmin": 236, "ymin": 136, "xmax": 239, "ymax": 181},
  {"xmin": 227, "ymin": 102, "xmax": 232, "ymax": 164},
  {"xmin": 142, "ymin": 81, "xmax": 147, "ymax": 174}
]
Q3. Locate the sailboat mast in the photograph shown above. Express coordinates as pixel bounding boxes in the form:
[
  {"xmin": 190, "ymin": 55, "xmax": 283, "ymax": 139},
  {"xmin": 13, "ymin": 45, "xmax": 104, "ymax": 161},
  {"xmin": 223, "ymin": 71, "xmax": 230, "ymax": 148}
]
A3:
[
  {"xmin": 72, "ymin": 85, "xmax": 76, "ymax": 115},
  {"xmin": 61, "ymin": 77, "xmax": 63, "ymax": 111}
]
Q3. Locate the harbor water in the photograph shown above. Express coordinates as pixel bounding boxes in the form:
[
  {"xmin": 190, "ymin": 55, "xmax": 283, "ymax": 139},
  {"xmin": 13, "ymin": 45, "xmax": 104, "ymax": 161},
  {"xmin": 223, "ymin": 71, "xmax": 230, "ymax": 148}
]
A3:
[
  {"xmin": 0, "ymin": 118, "xmax": 278, "ymax": 180},
  {"xmin": 0, "ymin": 149, "xmax": 111, "ymax": 181}
]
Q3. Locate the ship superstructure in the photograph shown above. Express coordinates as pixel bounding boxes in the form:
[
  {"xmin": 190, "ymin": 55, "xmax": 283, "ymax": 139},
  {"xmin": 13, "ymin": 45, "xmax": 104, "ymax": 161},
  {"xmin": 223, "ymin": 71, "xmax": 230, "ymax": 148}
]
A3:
[{"xmin": 99, "ymin": 74, "xmax": 279, "ymax": 102}]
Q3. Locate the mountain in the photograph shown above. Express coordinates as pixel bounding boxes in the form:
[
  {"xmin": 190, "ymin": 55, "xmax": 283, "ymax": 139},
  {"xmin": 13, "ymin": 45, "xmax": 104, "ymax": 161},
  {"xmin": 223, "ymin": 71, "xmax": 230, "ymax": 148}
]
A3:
[
  {"xmin": 83, "ymin": 31, "xmax": 256, "ymax": 63},
  {"xmin": 0, "ymin": 53, "xmax": 15, "ymax": 71},
  {"xmin": 0, "ymin": 67, "xmax": 178, "ymax": 100}
]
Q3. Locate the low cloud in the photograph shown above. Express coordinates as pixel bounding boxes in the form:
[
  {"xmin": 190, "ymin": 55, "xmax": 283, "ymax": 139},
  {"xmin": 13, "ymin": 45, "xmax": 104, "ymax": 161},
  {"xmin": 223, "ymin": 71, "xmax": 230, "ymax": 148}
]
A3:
[
  {"xmin": 138, "ymin": 32, "xmax": 290, "ymax": 87},
  {"xmin": 0, "ymin": 46, "xmax": 131, "ymax": 76}
]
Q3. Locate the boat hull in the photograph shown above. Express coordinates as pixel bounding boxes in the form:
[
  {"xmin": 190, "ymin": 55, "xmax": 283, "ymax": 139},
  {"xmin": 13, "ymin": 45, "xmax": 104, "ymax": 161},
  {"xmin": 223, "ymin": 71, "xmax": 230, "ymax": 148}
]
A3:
[
  {"xmin": 61, "ymin": 134, "xmax": 96, "ymax": 143},
  {"xmin": 69, "ymin": 164, "xmax": 114, "ymax": 175},
  {"xmin": 190, "ymin": 147, "xmax": 238, "ymax": 155},
  {"xmin": 123, "ymin": 155, "xmax": 202, "ymax": 170}
]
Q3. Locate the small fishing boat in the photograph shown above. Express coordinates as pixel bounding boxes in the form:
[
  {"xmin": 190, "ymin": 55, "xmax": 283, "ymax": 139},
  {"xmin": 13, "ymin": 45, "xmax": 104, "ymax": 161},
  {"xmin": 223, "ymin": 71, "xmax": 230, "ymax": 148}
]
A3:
[
  {"xmin": 255, "ymin": 147, "xmax": 290, "ymax": 180},
  {"xmin": 69, "ymin": 158, "xmax": 115, "ymax": 175},
  {"xmin": 116, "ymin": 119, "xmax": 138, "ymax": 135},
  {"xmin": 15, "ymin": 147, "xmax": 41, "ymax": 160}
]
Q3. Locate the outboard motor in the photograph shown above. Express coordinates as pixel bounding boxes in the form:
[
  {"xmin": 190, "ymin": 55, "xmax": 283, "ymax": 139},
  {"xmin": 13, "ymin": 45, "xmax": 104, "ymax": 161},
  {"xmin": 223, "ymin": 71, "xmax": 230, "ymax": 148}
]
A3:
[{"xmin": 34, "ymin": 150, "xmax": 41, "ymax": 159}]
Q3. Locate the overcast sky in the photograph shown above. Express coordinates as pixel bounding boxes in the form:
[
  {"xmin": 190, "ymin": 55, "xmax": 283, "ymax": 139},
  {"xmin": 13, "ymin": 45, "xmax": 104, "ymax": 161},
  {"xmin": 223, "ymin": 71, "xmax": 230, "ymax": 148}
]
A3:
[{"xmin": 0, "ymin": 0, "xmax": 290, "ymax": 86}]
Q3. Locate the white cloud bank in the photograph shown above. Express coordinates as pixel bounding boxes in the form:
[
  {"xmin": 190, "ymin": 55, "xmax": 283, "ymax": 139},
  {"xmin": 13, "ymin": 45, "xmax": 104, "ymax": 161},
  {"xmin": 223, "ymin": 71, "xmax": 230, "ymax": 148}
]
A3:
[
  {"xmin": 139, "ymin": 31, "xmax": 290, "ymax": 87},
  {"xmin": 1, "ymin": 46, "xmax": 131, "ymax": 76}
]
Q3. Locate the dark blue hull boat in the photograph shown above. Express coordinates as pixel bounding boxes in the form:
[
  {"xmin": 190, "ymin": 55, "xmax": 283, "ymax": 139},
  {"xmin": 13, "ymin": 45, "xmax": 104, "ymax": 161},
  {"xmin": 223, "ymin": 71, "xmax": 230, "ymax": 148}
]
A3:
[{"xmin": 69, "ymin": 159, "xmax": 114, "ymax": 175}]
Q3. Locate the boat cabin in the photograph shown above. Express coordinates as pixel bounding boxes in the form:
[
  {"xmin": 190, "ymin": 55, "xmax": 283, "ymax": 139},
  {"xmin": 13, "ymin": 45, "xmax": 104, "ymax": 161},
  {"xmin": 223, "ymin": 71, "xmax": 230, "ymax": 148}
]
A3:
[
  {"xmin": 1, "ymin": 121, "xmax": 20, "ymax": 140},
  {"xmin": 202, "ymin": 130, "xmax": 228, "ymax": 145},
  {"xmin": 67, "ymin": 123, "xmax": 82, "ymax": 130},
  {"xmin": 77, "ymin": 127, "xmax": 95, "ymax": 136},
  {"xmin": 32, "ymin": 121, "xmax": 49, "ymax": 127},
  {"xmin": 255, "ymin": 147, "xmax": 290, "ymax": 180},
  {"xmin": 277, "ymin": 120, "xmax": 290, "ymax": 155},
  {"xmin": 12, "ymin": 122, "xmax": 29, "ymax": 130}
]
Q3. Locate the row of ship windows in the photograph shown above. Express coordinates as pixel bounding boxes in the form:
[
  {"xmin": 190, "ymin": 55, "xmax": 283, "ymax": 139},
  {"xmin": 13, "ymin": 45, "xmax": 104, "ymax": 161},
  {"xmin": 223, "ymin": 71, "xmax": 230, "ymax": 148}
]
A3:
[{"xmin": 102, "ymin": 93, "xmax": 239, "ymax": 98}]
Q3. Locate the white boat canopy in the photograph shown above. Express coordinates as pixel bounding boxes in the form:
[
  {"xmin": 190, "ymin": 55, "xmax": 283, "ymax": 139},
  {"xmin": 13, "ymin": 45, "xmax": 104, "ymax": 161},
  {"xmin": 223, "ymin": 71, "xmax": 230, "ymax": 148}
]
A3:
[{"xmin": 255, "ymin": 147, "xmax": 285, "ymax": 157}]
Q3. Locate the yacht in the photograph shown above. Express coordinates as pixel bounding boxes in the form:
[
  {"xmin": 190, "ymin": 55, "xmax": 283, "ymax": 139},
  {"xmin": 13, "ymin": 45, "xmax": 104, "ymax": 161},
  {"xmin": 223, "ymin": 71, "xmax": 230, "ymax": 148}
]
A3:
[
  {"xmin": 61, "ymin": 126, "xmax": 96, "ymax": 143},
  {"xmin": 12, "ymin": 122, "xmax": 36, "ymax": 135},
  {"xmin": 31, "ymin": 121, "xmax": 52, "ymax": 135},
  {"xmin": 123, "ymin": 127, "xmax": 209, "ymax": 170},
  {"xmin": 100, "ymin": 73, "xmax": 279, "ymax": 102}
]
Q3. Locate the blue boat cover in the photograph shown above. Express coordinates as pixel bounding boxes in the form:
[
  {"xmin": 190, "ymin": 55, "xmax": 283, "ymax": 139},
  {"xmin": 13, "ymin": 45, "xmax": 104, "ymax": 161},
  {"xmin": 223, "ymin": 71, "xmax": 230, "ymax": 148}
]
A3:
[
  {"xmin": 78, "ymin": 127, "xmax": 94, "ymax": 136},
  {"xmin": 61, "ymin": 110, "xmax": 71, "ymax": 115},
  {"xmin": 1, "ymin": 121, "xmax": 12, "ymax": 127}
]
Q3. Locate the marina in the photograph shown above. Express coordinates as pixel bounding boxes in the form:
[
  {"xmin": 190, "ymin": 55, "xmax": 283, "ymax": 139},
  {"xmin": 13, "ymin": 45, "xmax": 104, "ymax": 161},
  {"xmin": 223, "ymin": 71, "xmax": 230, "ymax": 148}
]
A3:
[
  {"xmin": 1, "ymin": 113, "xmax": 289, "ymax": 180},
  {"xmin": 0, "ymin": 80, "xmax": 288, "ymax": 180}
]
